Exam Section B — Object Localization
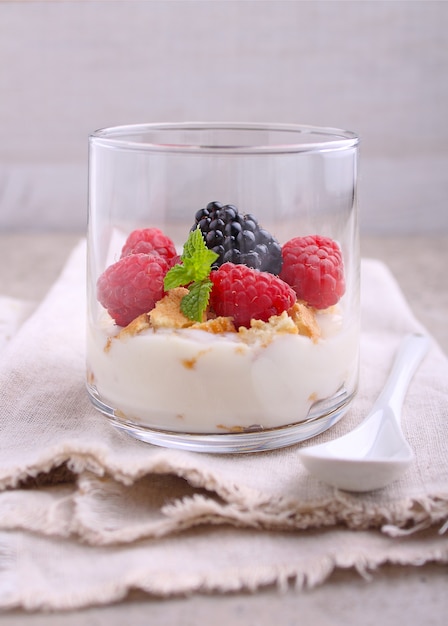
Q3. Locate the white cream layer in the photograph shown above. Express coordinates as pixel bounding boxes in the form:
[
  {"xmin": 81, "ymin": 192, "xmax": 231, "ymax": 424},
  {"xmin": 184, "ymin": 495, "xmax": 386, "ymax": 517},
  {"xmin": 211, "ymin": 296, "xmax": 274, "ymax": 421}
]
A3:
[{"xmin": 87, "ymin": 314, "xmax": 359, "ymax": 434}]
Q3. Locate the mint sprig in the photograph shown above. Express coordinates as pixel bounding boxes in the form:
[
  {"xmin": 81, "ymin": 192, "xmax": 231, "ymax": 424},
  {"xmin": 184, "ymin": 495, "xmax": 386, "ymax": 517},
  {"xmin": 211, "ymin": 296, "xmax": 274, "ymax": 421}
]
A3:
[{"xmin": 164, "ymin": 228, "xmax": 218, "ymax": 322}]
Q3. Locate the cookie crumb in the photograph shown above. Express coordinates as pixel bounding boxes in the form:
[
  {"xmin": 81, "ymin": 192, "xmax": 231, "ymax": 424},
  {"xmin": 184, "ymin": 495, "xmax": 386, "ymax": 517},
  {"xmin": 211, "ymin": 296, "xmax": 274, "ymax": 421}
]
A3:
[
  {"xmin": 192, "ymin": 316, "xmax": 236, "ymax": 334},
  {"xmin": 288, "ymin": 302, "xmax": 321, "ymax": 342},
  {"xmin": 150, "ymin": 288, "xmax": 196, "ymax": 329}
]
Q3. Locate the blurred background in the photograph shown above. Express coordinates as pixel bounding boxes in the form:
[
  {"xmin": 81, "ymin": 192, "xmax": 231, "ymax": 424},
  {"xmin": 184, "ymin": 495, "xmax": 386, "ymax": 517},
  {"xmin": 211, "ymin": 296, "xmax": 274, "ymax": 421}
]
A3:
[{"xmin": 1, "ymin": 0, "xmax": 447, "ymax": 235}]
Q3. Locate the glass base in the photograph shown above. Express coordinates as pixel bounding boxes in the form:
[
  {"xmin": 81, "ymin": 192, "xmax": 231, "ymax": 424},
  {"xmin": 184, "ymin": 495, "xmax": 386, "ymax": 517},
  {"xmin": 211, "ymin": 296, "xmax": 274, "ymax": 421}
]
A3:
[{"xmin": 87, "ymin": 385, "xmax": 356, "ymax": 454}]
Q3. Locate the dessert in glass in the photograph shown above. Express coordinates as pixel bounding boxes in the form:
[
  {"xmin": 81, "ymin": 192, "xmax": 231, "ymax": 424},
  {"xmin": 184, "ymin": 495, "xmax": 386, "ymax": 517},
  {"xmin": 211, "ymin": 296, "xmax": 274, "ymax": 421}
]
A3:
[{"xmin": 87, "ymin": 123, "xmax": 359, "ymax": 453}]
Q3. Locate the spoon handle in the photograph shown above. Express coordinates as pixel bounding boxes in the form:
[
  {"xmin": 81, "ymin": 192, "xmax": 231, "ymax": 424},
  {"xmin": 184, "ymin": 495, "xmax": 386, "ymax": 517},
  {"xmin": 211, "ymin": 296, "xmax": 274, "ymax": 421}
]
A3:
[{"xmin": 375, "ymin": 333, "xmax": 430, "ymax": 416}]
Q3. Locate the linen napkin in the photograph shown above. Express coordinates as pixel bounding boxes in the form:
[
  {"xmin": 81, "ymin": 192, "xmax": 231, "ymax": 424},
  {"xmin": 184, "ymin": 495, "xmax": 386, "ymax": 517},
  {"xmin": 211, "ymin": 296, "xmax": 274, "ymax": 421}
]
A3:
[
  {"xmin": 0, "ymin": 240, "xmax": 447, "ymax": 610},
  {"xmin": 0, "ymin": 295, "xmax": 36, "ymax": 351}
]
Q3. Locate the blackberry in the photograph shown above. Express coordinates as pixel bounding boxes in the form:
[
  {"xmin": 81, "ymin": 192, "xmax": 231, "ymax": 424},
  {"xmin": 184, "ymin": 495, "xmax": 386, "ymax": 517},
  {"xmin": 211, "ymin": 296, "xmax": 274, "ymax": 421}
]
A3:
[{"xmin": 191, "ymin": 201, "xmax": 283, "ymax": 274}]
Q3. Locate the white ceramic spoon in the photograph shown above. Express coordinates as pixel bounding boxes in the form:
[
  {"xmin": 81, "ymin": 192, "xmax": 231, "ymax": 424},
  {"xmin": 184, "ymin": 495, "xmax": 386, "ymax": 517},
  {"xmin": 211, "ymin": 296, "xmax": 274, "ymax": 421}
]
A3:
[{"xmin": 298, "ymin": 333, "xmax": 430, "ymax": 492}]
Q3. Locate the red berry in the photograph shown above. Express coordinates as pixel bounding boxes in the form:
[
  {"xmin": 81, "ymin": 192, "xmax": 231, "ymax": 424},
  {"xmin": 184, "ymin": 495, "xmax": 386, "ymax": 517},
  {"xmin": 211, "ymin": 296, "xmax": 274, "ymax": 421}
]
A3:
[
  {"xmin": 210, "ymin": 263, "xmax": 296, "ymax": 329},
  {"xmin": 121, "ymin": 228, "xmax": 178, "ymax": 265},
  {"xmin": 279, "ymin": 235, "xmax": 345, "ymax": 309},
  {"xmin": 97, "ymin": 253, "xmax": 169, "ymax": 326}
]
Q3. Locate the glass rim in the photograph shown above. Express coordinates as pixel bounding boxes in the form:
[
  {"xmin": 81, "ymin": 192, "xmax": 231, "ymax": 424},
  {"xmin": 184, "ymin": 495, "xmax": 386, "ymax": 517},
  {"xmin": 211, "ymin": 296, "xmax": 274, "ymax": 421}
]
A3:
[{"xmin": 89, "ymin": 122, "xmax": 359, "ymax": 155}]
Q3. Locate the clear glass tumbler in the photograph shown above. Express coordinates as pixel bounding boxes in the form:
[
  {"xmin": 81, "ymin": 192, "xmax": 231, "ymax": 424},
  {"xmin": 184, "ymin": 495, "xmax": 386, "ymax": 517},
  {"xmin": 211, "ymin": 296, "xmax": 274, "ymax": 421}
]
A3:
[{"xmin": 87, "ymin": 123, "xmax": 359, "ymax": 453}]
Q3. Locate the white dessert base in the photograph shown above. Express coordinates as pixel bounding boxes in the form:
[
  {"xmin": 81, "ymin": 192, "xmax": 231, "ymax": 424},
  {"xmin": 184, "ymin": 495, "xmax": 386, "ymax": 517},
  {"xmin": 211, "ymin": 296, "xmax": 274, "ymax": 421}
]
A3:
[{"xmin": 87, "ymin": 315, "xmax": 359, "ymax": 452}]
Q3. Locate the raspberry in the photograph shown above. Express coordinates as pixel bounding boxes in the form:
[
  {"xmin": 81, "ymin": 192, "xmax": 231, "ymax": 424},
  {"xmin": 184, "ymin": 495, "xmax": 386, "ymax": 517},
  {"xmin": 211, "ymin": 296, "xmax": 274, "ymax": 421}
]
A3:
[
  {"xmin": 210, "ymin": 263, "xmax": 296, "ymax": 328},
  {"xmin": 121, "ymin": 228, "xmax": 178, "ymax": 265},
  {"xmin": 97, "ymin": 253, "xmax": 169, "ymax": 326},
  {"xmin": 279, "ymin": 235, "xmax": 345, "ymax": 309},
  {"xmin": 192, "ymin": 201, "xmax": 282, "ymax": 274}
]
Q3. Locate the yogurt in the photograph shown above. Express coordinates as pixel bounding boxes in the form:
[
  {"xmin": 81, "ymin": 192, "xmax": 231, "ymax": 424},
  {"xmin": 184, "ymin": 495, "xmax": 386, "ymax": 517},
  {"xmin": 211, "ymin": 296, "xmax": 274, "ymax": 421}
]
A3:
[{"xmin": 87, "ymin": 310, "xmax": 359, "ymax": 434}]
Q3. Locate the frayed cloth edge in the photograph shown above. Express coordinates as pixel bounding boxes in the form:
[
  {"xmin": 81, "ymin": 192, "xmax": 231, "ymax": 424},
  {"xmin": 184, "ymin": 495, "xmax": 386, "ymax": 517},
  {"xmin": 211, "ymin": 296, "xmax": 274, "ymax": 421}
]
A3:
[{"xmin": 3, "ymin": 535, "xmax": 448, "ymax": 613}]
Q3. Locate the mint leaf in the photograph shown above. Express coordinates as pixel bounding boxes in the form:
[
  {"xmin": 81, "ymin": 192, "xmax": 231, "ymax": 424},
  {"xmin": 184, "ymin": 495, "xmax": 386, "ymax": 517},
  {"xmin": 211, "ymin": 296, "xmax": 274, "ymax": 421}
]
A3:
[
  {"xmin": 180, "ymin": 279, "xmax": 213, "ymax": 322},
  {"xmin": 163, "ymin": 227, "xmax": 218, "ymax": 321},
  {"xmin": 180, "ymin": 227, "xmax": 218, "ymax": 282},
  {"xmin": 163, "ymin": 264, "xmax": 190, "ymax": 290},
  {"xmin": 182, "ymin": 226, "xmax": 204, "ymax": 261}
]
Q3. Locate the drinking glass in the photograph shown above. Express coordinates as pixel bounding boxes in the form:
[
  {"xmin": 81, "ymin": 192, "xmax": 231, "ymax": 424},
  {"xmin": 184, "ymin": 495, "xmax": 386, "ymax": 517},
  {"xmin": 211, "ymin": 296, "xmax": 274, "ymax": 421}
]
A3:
[{"xmin": 87, "ymin": 123, "xmax": 359, "ymax": 453}]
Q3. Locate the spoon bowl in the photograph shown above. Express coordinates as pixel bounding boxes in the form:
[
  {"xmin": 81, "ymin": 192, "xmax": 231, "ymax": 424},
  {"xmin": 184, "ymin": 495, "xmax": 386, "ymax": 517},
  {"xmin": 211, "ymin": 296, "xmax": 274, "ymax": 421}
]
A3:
[{"xmin": 298, "ymin": 333, "xmax": 430, "ymax": 492}]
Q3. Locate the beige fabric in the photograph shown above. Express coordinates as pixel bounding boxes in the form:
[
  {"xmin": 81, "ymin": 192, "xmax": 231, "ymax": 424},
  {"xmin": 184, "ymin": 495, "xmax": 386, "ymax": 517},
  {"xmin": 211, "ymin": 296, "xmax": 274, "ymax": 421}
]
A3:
[
  {"xmin": 1, "ymin": 526, "xmax": 447, "ymax": 612},
  {"xmin": 0, "ymin": 240, "xmax": 447, "ymax": 610},
  {"xmin": 0, "ymin": 296, "xmax": 36, "ymax": 351}
]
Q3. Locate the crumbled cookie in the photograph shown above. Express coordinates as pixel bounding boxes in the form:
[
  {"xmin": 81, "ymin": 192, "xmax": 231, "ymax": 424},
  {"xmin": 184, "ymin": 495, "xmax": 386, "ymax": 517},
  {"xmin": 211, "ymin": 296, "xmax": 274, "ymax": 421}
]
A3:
[
  {"xmin": 288, "ymin": 302, "xmax": 321, "ymax": 342},
  {"xmin": 192, "ymin": 316, "xmax": 236, "ymax": 334},
  {"xmin": 105, "ymin": 313, "xmax": 151, "ymax": 351},
  {"xmin": 105, "ymin": 287, "xmax": 320, "ymax": 348},
  {"xmin": 149, "ymin": 288, "xmax": 197, "ymax": 329},
  {"xmin": 237, "ymin": 305, "xmax": 320, "ymax": 345},
  {"xmin": 216, "ymin": 424, "xmax": 246, "ymax": 433},
  {"xmin": 123, "ymin": 313, "xmax": 151, "ymax": 335},
  {"xmin": 238, "ymin": 311, "xmax": 298, "ymax": 345}
]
